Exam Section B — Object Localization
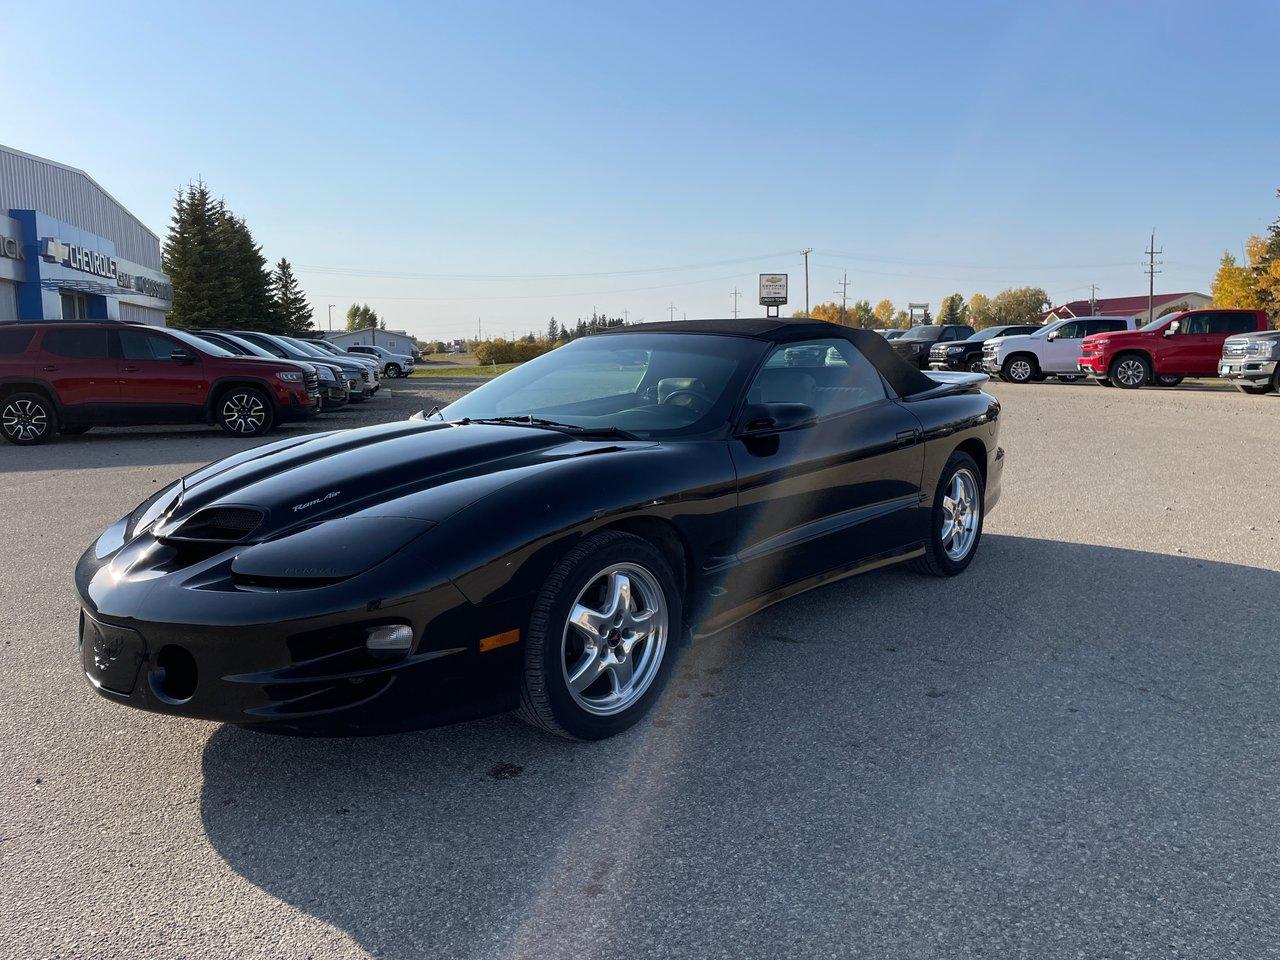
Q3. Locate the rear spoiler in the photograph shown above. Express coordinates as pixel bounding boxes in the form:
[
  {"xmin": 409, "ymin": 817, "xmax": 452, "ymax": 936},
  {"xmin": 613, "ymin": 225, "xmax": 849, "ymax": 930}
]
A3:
[{"xmin": 901, "ymin": 370, "xmax": 989, "ymax": 402}]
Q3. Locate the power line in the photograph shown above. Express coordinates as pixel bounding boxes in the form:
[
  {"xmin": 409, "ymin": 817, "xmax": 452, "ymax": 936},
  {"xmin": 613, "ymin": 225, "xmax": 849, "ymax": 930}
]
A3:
[{"xmin": 295, "ymin": 250, "xmax": 796, "ymax": 282}]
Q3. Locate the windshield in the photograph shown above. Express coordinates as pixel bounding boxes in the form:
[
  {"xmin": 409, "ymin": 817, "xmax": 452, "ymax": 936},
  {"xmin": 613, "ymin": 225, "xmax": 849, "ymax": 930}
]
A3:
[
  {"xmin": 897, "ymin": 326, "xmax": 941, "ymax": 341},
  {"xmin": 309, "ymin": 340, "xmax": 343, "ymax": 355},
  {"xmin": 169, "ymin": 328, "xmax": 234, "ymax": 357},
  {"xmin": 973, "ymin": 326, "xmax": 1019, "ymax": 342},
  {"xmin": 282, "ymin": 336, "xmax": 338, "ymax": 360},
  {"xmin": 441, "ymin": 333, "xmax": 767, "ymax": 438},
  {"xmin": 1029, "ymin": 320, "xmax": 1066, "ymax": 338},
  {"xmin": 216, "ymin": 332, "xmax": 279, "ymax": 359}
]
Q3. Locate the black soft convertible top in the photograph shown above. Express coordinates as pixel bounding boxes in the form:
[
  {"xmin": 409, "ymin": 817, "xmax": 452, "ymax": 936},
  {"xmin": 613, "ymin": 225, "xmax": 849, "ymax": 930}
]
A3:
[{"xmin": 598, "ymin": 318, "xmax": 938, "ymax": 398}]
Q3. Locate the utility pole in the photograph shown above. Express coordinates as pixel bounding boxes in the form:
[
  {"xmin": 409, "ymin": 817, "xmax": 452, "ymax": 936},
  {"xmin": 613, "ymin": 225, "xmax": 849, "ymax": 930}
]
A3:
[
  {"xmin": 1144, "ymin": 230, "xmax": 1163, "ymax": 324},
  {"xmin": 1088, "ymin": 284, "xmax": 1098, "ymax": 315},
  {"xmin": 667, "ymin": 303, "xmax": 676, "ymax": 322},
  {"xmin": 731, "ymin": 287, "xmax": 741, "ymax": 319},
  {"xmin": 835, "ymin": 271, "xmax": 850, "ymax": 325},
  {"xmin": 801, "ymin": 248, "xmax": 813, "ymax": 317},
  {"xmin": 327, "ymin": 303, "xmax": 335, "ymax": 331}
]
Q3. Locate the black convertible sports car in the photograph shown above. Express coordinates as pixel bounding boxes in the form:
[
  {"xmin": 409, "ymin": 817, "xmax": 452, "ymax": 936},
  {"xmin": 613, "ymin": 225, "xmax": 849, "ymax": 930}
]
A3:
[{"xmin": 76, "ymin": 319, "xmax": 1002, "ymax": 739}]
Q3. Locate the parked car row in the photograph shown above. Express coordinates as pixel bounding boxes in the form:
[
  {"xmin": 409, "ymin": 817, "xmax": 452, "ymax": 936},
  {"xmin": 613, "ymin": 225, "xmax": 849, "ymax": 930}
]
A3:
[
  {"xmin": 870, "ymin": 308, "xmax": 1273, "ymax": 393},
  {"xmin": 0, "ymin": 319, "xmax": 405, "ymax": 445}
]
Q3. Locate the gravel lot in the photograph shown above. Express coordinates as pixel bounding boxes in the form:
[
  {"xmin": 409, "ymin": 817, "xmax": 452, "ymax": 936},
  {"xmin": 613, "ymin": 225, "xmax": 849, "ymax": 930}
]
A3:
[{"xmin": 2, "ymin": 377, "xmax": 1278, "ymax": 959}]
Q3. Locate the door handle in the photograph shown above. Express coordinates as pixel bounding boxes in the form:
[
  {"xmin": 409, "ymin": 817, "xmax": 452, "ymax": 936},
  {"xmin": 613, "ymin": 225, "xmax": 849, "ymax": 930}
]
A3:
[
  {"xmin": 121, "ymin": 365, "xmax": 139, "ymax": 372},
  {"xmin": 896, "ymin": 429, "xmax": 920, "ymax": 445},
  {"xmin": 42, "ymin": 364, "xmax": 58, "ymax": 372}
]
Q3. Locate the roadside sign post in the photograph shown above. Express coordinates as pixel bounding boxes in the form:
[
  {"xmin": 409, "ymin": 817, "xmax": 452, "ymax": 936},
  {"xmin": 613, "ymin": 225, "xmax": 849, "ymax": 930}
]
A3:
[{"xmin": 759, "ymin": 274, "xmax": 788, "ymax": 318}]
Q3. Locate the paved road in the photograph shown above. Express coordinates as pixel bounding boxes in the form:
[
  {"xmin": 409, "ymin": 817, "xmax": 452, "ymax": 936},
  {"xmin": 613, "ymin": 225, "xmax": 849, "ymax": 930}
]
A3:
[{"xmin": 2, "ymin": 378, "xmax": 1278, "ymax": 959}]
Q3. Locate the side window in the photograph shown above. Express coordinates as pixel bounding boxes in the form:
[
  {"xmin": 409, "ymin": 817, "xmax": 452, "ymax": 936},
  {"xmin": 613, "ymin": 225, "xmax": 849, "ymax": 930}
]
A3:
[
  {"xmin": 1210, "ymin": 313, "xmax": 1256, "ymax": 335},
  {"xmin": 119, "ymin": 330, "xmax": 177, "ymax": 360},
  {"xmin": 41, "ymin": 328, "xmax": 110, "ymax": 359},
  {"xmin": 250, "ymin": 337, "xmax": 287, "ymax": 358},
  {"xmin": 750, "ymin": 339, "xmax": 886, "ymax": 418},
  {"xmin": 1179, "ymin": 313, "xmax": 1209, "ymax": 335},
  {"xmin": 0, "ymin": 329, "xmax": 35, "ymax": 355},
  {"xmin": 1054, "ymin": 322, "xmax": 1083, "ymax": 340},
  {"xmin": 1099, "ymin": 319, "xmax": 1128, "ymax": 333}
]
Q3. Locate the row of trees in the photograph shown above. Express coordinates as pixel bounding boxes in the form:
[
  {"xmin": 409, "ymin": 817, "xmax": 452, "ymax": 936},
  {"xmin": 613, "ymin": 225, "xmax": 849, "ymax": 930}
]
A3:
[
  {"xmin": 798, "ymin": 287, "xmax": 1050, "ymax": 331},
  {"xmin": 470, "ymin": 314, "xmax": 629, "ymax": 365},
  {"xmin": 162, "ymin": 181, "xmax": 313, "ymax": 334},
  {"xmin": 1211, "ymin": 190, "xmax": 1280, "ymax": 325}
]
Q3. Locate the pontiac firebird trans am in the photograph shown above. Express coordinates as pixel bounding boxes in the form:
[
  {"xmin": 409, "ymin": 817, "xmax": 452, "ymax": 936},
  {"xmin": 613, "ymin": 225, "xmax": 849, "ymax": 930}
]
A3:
[{"xmin": 76, "ymin": 319, "xmax": 1003, "ymax": 740}]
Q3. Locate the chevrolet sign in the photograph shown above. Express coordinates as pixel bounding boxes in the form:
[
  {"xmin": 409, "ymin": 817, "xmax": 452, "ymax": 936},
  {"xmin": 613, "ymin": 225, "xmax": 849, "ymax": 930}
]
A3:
[
  {"xmin": 0, "ymin": 236, "xmax": 21, "ymax": 261},
  {"xmin": 41, "ymin": 237, "xmax": 118, "ymax": 281}
]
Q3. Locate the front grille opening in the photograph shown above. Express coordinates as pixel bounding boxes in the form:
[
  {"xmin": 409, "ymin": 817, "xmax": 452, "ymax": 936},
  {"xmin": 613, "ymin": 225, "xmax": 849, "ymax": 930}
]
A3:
[{"xmin": 169, "ymin": 506, "xmax": 264, "ymax": 542}]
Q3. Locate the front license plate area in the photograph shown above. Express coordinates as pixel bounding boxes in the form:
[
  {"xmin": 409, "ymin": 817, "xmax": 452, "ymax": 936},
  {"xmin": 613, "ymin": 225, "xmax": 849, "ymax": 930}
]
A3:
[{"xmin": 81, "ymin": 612, "xmax": 147, "ymax": 696}]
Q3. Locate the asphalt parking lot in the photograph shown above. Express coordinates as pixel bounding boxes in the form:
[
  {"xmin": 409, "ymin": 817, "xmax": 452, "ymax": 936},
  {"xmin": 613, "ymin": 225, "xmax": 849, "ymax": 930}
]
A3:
[{"xmin": 2, "ymin": 376, "xmax": 1279, "ymax": 959}]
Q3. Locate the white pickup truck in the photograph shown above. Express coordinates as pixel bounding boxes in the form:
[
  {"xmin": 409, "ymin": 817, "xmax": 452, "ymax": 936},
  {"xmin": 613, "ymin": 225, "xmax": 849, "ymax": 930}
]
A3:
[{"xmin": 982, "ymin": 316, "xmax": 1139, "ymax": 384}]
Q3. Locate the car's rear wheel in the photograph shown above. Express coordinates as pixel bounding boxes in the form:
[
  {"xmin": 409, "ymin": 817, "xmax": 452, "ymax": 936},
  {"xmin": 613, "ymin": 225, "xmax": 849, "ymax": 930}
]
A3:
[
  {"xmin": 216, "ymin": 386, "xmax": 275, "ymax": 437},
  {"xmin": 1001, "ymin": 355, "xmax": 1036, "ymax": 384},
  {"xmin": 911, "ymin": 451, "xmax": 984, "ymax": 577},
  {"xmin": 1110, "ymin": 354, "xmax": 1149, "ymax": 389},
  {"xmin": 1155, "ymin": 375, "xmax": 1184, "ymax": 387},
  {"xmin": 1, "ymin": 393, "xmax": 56, "ymax": 445},
  {"xmin": 519, "ymin": 530, "xmax": 681, "ymax": 740}
]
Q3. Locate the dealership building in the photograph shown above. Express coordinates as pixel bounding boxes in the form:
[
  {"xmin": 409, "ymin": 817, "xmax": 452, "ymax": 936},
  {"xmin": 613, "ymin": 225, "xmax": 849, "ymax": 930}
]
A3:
[{"xmin": 0, "ymin": 144, "xmax": 172, "ymax": 325}]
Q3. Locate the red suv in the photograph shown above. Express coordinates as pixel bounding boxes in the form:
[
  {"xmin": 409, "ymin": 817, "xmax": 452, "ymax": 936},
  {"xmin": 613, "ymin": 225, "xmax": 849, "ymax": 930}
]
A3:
[
  {"xmin": 1077, "ymin": 308, "xmax": 1269, "ymax": 388},
  {"xmin": 0, "ymin": 320, "xmax": 319, "ymax": 445}
]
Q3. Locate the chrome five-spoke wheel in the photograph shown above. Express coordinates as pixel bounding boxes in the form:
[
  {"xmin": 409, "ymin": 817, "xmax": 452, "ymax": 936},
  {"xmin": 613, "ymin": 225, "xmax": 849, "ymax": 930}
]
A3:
[
  {"xmin": 562, "ymin": 563, "xmax": 668, "ymax": 717},
  {"xmin": 940, "ymin": 468, "xmax": 980, "ymax": 561}
]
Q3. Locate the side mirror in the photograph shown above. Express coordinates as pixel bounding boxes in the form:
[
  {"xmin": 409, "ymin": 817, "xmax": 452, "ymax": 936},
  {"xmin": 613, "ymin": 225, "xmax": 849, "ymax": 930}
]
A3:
[
  {"xmin": 170, "ymin": 349, "xmax": 196, "ymax": 363},
  {"xmin": 1045, "ymin": 330, "xmax": 1058, "ymax": 342},
  {"xmin": 737, "ymin": 402, "xmax": 817, "ymax": 436},
  {"xmin": 1163, "ymin": 320, "xmax": 1180, "ymax": 337}
]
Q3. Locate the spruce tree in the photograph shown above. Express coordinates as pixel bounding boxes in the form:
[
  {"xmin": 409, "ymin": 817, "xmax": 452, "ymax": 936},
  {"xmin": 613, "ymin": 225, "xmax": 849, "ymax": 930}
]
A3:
[
  {"xmin": 163, "ymin": 181, "xmax": 225, "ymax": 328},
  {"xmin": 219, "ymin": 211, "xmax": 277, "ymax": 331},
  {"xmin": 271, "ymin": 258, "xmax": 313, "ymax": 334}
]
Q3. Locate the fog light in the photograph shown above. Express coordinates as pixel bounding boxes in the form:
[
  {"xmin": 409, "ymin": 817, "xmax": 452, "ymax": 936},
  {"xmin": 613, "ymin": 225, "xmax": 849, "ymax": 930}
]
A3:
[{"xmin": 365, "ymin": 624, "xmax": 413, "ymax": 656}]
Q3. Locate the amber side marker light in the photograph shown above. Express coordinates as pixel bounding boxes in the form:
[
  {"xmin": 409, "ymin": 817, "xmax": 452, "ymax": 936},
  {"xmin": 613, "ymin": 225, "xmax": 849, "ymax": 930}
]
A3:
[{"xmin": 479, "ymin": 629, "xmax": 520, "ymax": 653}]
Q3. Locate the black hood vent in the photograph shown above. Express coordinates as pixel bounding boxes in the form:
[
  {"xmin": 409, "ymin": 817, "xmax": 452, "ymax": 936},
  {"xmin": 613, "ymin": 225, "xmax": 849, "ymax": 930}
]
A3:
[{"xmin": 167, "ymin": 506, "xmax": 265, "ymax": 542}]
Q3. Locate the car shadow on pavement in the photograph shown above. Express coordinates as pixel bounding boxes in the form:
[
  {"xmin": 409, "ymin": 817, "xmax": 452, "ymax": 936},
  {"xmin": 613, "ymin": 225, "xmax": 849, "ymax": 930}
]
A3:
[{"xmin": 199, "ymin": 534, "xmax": 1280, "ymax": 960}]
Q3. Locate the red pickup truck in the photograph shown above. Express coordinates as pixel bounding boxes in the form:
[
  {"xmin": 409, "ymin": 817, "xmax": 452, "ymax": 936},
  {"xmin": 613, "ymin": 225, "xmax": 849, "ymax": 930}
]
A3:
[{"xmin": 1077, "ymin": 308, "xmax": 1269, "ymax": 388}]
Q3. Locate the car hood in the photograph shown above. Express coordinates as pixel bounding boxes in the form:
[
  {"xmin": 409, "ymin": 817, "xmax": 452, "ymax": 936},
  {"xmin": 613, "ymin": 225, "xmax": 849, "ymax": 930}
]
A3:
[
  {"xmin": 1081, "ymin": 330, "xmax": 1151, "ymax": 345},
  {"xmin": 156, "ymin": 420, "xmax": 642, "ymax": 543},
  {"xmin": 1225, "ymin": 330, "xmax": 1280, "ymax": 342},
  {"xmin": 892, "ymin": 339, "xmax": 934, "ymax": 354}
]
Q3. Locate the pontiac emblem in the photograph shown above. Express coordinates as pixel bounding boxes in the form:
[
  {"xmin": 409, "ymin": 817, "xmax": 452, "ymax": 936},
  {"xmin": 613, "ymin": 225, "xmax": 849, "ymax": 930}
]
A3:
[{"xmin": 91, "ymin": 629, "xmax": 123, "ymax": 672}]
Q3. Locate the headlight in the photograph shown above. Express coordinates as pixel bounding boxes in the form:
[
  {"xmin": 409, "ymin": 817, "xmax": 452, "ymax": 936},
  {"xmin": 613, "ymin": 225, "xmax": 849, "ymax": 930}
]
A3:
[
  {"xmin": 1247, "ymin": 340, "xmax": 1278, "ymax": 358},
  {"xmin": 317, "ymin": 366, "xmax": 337, "ymax": 382},
  {"xmin": 276, "ymin": 371, "xmax": 303, "ymax": 383}
]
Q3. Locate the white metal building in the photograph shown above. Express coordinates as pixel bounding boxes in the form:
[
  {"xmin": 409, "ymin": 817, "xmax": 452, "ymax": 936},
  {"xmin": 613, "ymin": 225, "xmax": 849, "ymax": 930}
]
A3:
[
  {"xmin": 322, "ymin": 326, "xmax": 418, "ymax": 355},
  {"xmin": 0, "ymin": 144, "xmax": 171, "ymax": 324}
]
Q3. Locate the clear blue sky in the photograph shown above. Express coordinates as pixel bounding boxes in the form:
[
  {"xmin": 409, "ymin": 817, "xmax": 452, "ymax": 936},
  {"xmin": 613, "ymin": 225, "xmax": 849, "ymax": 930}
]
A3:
[{"xmin": 4, "ymin": 0, "xmax": 1277, "ymax": 339}]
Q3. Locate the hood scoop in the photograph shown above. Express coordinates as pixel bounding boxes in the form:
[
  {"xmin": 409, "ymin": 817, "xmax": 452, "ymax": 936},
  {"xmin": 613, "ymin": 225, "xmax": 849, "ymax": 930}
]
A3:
[{"xmin": 163, "ymin": 506, "xmax": 265, "ymax": 543}]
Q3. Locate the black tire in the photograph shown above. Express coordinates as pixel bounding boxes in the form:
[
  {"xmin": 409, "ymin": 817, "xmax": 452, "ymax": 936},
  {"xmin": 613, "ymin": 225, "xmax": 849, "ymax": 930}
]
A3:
[
  {"xmin": 1057, "ymin": 374, "xmax": 1084, "ymax": 383},
  {"xmin": 1155, "ymin": 375, "xmax": 1184, "ymax": 387},
  {"xmin": 1, "ymin": 392, "xmax": 57, "ymax": 446},
  {"xmin": 518, "ymin": 530, "xmax": 682, "ymax": 740},
  {"xmin": 1110, "ymin": 354, "xmax": 1150, "ymax": 389},
  {"xmin": 910, "ymin": 451, "xmax": 985, "ymax": 578},
  {"xmin": 1001, "ymin": 355, "xmax": 1037, "ymax": 384},
  {"xmin": 61, "ymin": 425, "xmax": 92, "ymax": 435},
  {"xmin": 1095, "ymin": 378, "xmax": 1113, "ymax": 387},
  {"xmin": 1235, "ymin": 382, "xmax": 1273, "ymax": 395},
  {"xmin": 967, "ymin": 358, "xmax": 985, "ymax": 373},
  {"xmin": 385, "ymin": 363, "xmax": 401, "ymax": 379},
  {"xmin": 215, "ymin": 386, "xmax": 275, "ymax": 437}
]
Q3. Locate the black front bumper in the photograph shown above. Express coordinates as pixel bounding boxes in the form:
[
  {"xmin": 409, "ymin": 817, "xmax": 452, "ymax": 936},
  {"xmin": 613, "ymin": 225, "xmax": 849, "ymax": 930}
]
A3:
[{"xmin": 74, "ymin": 537, "xmax": 526, "ymax": 734}]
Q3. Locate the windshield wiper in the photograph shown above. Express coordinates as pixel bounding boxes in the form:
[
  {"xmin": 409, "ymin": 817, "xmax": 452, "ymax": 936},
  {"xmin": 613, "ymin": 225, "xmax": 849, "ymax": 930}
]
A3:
[{"xmin": 460, "ymin": 415, "xmax": 640, "ymax": 440}]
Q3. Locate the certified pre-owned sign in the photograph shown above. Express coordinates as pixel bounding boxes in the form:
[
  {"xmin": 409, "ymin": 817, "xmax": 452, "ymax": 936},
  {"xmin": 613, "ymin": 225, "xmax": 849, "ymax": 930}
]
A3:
[{"xmin": 759, "ymin": 273, "xmax": 788, "ymax": 306}]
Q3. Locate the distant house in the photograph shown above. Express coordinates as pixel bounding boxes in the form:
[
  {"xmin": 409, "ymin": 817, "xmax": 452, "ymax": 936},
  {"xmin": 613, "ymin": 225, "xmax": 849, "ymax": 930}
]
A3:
[
  {"xmin": 1045, "ymin": 291, "xmax": 1211, "ymax": 324},
  {"xmin": 322, "ymin": 326, "xmax": 419, "ymax": 355}
]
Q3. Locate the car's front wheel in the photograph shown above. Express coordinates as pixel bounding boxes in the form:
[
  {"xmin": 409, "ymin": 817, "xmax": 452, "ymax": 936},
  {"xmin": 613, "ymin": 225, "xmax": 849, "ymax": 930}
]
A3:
[
  {"xmin": 1110, "ymin": 354, "xmax": 1150, "ymax": 389},
  {"xmin": 216, "ymin": 386, "xmax": 275, "ymax": 437},
  {"xmin": 1001, "ymin": 355, "xmax": 1036, "ymax": 384},
  {"xmin": 967, "ymin": 358, "xmax": 985, "ymax": 373},
  {"xmin": 385, "ymin": 363, "xmax": 402, "ymax": 378},
  {"xmin": 1, "ymin": 393, "xmax": 56, "ymax": 445},
  {"xmin": 911, "ymin": 451, "xmax": 984, "ymax": 577},
  {"xmin": 519, "ymin": 531, "xmax": 681, "ymax": 740}
]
